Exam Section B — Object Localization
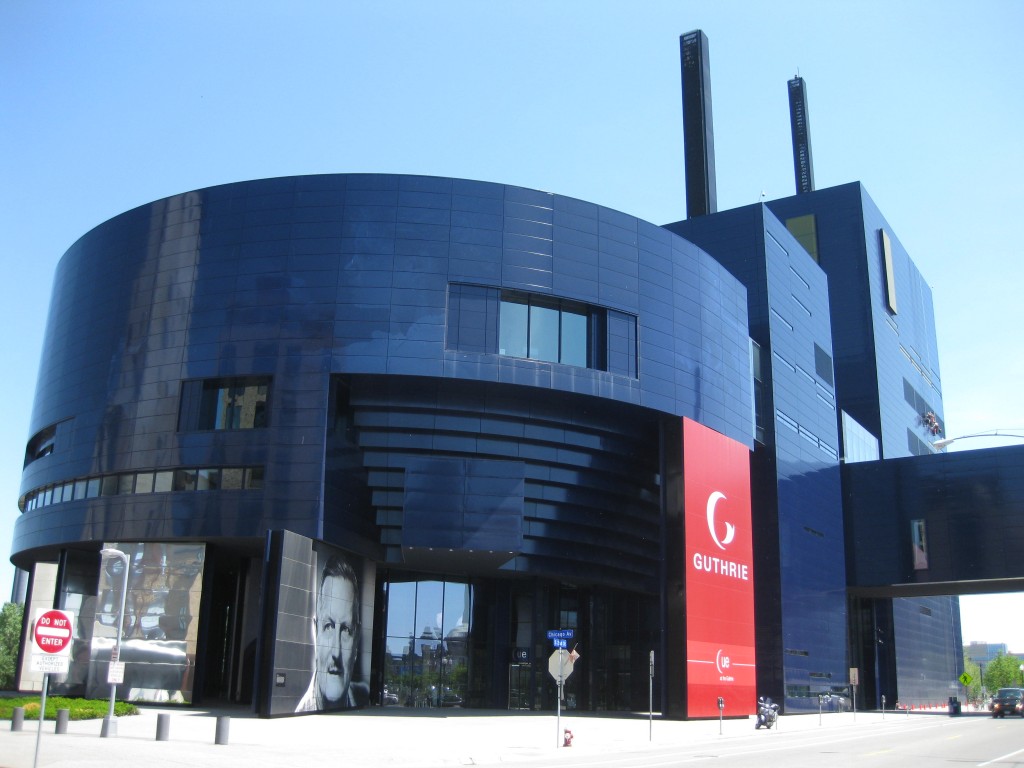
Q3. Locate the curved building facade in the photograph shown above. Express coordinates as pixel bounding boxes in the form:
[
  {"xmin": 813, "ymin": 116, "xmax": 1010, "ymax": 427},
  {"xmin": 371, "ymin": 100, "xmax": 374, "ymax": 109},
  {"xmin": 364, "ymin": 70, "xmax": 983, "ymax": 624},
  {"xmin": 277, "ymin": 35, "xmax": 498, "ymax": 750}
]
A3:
[{"xmin": 16, "ymin": 174, "xmax": 756, "ymax": 715}]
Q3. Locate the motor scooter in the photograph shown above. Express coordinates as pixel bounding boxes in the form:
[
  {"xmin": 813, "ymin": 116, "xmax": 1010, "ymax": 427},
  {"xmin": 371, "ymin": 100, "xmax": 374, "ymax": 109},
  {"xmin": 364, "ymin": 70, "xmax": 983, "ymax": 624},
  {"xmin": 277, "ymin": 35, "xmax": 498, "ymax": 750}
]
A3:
[{"xmin": 755, "ymin": 696, "xmax": 779, "ymax": 729}]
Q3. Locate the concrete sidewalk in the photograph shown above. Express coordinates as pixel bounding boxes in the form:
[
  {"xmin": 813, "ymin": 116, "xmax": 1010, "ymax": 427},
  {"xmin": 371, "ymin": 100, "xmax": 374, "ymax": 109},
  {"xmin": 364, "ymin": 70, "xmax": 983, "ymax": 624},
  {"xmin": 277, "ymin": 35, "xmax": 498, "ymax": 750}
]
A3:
[{"xmin": 0, "ymin": 705, "xmax": 937, "ymax": 768}]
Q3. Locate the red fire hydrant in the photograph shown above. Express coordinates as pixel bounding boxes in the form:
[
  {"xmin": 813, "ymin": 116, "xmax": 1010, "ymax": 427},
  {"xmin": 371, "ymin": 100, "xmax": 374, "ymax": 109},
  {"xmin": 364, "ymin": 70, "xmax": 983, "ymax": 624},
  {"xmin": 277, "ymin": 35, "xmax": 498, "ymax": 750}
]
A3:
[{"xmin": 563, "ymin": 729, "xmax": 574, "ymax": 747}]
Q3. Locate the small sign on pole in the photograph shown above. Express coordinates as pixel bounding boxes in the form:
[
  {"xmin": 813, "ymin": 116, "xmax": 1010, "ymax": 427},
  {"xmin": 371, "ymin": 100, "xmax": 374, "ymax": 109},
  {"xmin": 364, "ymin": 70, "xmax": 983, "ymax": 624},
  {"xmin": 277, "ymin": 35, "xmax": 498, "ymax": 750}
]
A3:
[
  {"xmin": 30, "ymin": 609, "xmax": 74, "ymax": 674},
  {"xmin": 30, "ymin": 609, "xmax": 74, "ymax": 768}
]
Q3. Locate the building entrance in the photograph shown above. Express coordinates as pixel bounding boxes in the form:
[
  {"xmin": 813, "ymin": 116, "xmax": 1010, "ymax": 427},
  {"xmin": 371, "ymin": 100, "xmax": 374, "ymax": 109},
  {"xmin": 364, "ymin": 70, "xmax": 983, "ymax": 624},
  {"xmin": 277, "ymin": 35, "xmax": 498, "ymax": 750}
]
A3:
[{"xmin": 508, "ymin": 663, "xmax": 532, "ymax": 709}]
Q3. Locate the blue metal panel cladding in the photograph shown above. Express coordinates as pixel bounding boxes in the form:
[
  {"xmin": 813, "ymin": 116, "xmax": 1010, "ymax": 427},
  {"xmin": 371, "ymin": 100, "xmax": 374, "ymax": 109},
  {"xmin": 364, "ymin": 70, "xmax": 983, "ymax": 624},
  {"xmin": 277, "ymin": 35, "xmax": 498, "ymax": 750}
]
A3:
[
  {"xmin": 666, "ymin": 204, "xmax": 847, "ymax": 712},
  {"xmin": 15, "ymin": 174, "xmax": 752, "ymax": 585}
]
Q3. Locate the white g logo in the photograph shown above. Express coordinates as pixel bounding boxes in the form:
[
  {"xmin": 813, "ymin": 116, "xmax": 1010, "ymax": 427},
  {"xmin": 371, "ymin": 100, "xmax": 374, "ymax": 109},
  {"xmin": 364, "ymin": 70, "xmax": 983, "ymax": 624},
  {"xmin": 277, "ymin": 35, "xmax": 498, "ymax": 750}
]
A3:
[{"xmin": 706, "ymin": 491, "xmax": 735, "ymax": 551}]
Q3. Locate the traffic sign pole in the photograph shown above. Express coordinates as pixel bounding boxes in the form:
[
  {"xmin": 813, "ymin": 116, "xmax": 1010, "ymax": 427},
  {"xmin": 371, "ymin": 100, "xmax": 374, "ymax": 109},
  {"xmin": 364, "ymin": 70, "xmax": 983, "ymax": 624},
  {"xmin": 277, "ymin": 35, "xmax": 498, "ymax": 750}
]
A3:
[
  {"xmin": 30, "ymin": 608, "xmax": 73, "ymax": 768},
  {"xmin": 33, "ymin": 673, "xmax": 49, "ymax": 768}
]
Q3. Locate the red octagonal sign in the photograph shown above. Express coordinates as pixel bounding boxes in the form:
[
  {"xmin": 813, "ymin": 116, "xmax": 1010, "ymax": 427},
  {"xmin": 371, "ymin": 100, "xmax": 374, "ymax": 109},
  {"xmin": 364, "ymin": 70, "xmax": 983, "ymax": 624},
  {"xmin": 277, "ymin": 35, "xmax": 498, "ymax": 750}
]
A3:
[{"xmin": 34, "ymin": 609, "xmax": 73, "ymax": 654}]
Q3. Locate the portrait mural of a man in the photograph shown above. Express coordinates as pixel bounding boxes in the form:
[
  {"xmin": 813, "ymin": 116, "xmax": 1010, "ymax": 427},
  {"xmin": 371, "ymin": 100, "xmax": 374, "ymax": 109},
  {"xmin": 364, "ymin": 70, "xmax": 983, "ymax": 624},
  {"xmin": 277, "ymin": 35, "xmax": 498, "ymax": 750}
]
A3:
[{"xmin": 295, "ymin": 551, "xmax": 370, "ymax": 712}]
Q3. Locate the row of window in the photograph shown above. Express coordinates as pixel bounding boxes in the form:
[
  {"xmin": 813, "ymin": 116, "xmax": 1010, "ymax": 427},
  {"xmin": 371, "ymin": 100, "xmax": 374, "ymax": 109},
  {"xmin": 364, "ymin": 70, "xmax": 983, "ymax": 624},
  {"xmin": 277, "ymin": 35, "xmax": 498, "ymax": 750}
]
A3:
[
  {"xmin": 20, "ymin": 466, "xmax": 265, "ymax": 512},
  {"xmin": 447, "ymin": 283, "xmax": 638, "ymax": 378}
]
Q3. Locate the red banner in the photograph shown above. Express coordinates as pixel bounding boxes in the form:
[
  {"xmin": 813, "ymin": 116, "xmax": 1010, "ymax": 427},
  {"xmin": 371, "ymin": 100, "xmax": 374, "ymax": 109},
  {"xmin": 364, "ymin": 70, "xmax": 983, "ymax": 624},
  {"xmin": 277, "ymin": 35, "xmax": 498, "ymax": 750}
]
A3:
[{"xmin": 682, "ymin": 418, "xmax": 756, "ymax": 717}]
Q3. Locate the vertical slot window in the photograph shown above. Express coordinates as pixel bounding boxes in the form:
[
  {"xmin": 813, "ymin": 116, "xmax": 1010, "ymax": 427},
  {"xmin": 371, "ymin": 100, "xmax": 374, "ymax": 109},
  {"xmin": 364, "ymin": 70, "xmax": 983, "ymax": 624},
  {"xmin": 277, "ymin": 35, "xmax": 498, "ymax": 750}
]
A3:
[{"xmin": 911, "ymin": 519, "xmax": 928, "ymax": 570}]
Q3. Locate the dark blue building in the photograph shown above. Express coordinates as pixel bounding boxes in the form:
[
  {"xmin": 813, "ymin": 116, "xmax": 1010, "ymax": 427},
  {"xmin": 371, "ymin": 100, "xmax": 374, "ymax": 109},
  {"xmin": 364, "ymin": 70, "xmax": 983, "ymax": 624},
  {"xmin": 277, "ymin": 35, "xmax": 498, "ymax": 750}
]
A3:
[{"xmin": 13, "ymin": 171, "xmax": 969, "ymax": 716}]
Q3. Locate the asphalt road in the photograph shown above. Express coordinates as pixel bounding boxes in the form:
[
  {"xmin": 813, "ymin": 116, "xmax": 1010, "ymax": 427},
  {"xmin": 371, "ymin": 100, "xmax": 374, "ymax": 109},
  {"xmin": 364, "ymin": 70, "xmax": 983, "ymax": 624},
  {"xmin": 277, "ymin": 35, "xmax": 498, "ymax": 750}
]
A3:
[
  {"xmin": 3, "ymin": 707, "xmax": 1022, "ymax": 768},
  {"xmin": 478, "ymin": 713, "xmax": 1024, "ymax": 768}
]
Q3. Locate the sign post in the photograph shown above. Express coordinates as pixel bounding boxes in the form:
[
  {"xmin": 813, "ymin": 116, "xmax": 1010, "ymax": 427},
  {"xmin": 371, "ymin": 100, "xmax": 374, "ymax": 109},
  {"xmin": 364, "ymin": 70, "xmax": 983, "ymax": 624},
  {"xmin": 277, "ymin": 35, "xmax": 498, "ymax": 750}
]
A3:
[
  {"xmin": 648, "ymin": 650, "xmax": 654, "ymax": 741},
  {"xmin": 849, "ymin": 667, "xmax": 859, "ymax": 721},
  {"xmin": 548, "ymin": 641, "xmax": 578, "ymax": 747},
  {"xmin": 30, "ymin": 608, "xmax": 74, "ymax": 768}
]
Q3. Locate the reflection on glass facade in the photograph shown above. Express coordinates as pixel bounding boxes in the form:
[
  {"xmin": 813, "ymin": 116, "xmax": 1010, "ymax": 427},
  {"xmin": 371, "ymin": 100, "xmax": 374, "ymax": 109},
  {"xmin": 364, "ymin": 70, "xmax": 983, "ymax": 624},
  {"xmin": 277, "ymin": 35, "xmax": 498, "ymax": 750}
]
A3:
[
  {"xmin": 383, "ymin": 579, "xmax": 472, "ymax": 708},
  {"xmin": 89, "ymin": 542, "xmax": 205, "ymax": 703}
]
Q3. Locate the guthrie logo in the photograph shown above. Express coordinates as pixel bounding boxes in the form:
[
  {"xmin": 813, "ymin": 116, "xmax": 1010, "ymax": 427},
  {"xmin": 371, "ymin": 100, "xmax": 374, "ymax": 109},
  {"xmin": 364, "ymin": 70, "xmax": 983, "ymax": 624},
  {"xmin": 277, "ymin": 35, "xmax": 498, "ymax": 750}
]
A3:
[{"xmin": 693, "ymin": 491, "xmax": 749, "ymax": 581}]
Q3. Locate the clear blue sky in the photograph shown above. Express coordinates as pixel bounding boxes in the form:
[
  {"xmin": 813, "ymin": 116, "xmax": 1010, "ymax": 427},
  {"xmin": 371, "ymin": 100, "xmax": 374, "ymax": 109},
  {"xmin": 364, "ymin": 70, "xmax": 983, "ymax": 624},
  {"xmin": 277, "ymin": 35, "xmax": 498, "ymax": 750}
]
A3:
[{"xmin": 1, "ymin": 1, "xmax": 1021, "ymax": 650}]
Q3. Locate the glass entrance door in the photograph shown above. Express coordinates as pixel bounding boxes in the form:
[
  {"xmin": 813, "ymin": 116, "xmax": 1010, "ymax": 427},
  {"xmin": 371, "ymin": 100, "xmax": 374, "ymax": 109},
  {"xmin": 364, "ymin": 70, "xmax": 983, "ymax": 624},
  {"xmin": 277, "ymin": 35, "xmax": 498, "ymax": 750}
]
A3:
[{"xmin": 508, "ymin": 663, "xmax": 532, "ymax": 710}]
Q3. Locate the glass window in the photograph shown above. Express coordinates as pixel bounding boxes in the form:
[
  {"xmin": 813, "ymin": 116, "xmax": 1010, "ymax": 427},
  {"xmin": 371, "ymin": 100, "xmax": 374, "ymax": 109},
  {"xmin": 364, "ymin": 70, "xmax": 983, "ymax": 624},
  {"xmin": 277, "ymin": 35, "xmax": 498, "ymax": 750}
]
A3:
[
  {"xmin": 498, "ymin": 291, "xmax": 599, "ymax": 369},
  {"xmin": 197, "ymin": 377, "xmax": 269, "ymax": 430},
  {"xmin": 416, "ymin": 581, "xmax": 444, "ymax": 644},
  {"xmin": 135, "ymin": 473, "xmax": 154, "ymax": 494},
  {"xmin": 100, "ymin": 476, "xmax": 118, "ymax": 496},
  {"xmin": 153, "ymin": 471, "xmax": 174, "ymax": 493},
  {"xmin": 42, "ymin": 488, "xmax": 52, "ymax": 506},
  {"xmin": 86, "ymin": 478, "xmax": 101, "ymax": 498},
  {"xmin": 560, "ymin": 308, "xmax": 588, "ymax": 368},
  {"xmin": 221, "ymin": 468, "xmax": 244, "ymax": 490},
  {"xmin": 197, "ymin": 468, "xmax": 220, "ymax": 491},
  {"xmin": 244, "ymin": 467, "xmax": 264, "ymax": 489},
  {"xmin": 785, "ymin": 214, "xmax": 819, "ymax": 263},
  {"xmin": 25, "ymin": 424, "xmax": 56, "ymax": 466},
  {"xmin": 117, "ymin": 474, "xmax": 135, "ymax": 495},
  {"xmin": 528, "ymin": 302, "xmax": 560, "ymax": 363},
  {"xmin": 912, "ymin": 520, "xmax": 928, "ymax": 569},
  {"xmin": 385, "ymin": 581, "xmax": 417, "ymax": 645},
  {"xmin": 174, "ymin": 469, "xmax": 196, "ymax": 492},
  {"xmin": 74, "ymin": 479, "xmax": 88, "ymax": 500},
  {"xmin": 383, "ymin": 579, "xmax": 473, "ymax": 709},
  {"xmin": 499, "ymin": 297, "xmax": 528, "ymax": 358}
]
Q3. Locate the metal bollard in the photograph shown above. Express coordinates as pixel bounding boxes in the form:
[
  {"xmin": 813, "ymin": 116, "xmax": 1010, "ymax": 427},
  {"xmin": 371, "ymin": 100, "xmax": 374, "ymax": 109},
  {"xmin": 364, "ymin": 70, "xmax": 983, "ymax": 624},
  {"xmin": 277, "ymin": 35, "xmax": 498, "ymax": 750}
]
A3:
[
  {"xmin": 214, "ymin": 715, "xmax": 230, "ymax": 745},
  {"xmin": 11, "ymin": 707, "xmax": 24, "ymax": 731},
  {"xmin": 55, "ymin": 709, "xmax": 70, "ymax": 734},
  {"xmin": 155, "ymin": 713, "xmax": 170, "ymax": 741}
]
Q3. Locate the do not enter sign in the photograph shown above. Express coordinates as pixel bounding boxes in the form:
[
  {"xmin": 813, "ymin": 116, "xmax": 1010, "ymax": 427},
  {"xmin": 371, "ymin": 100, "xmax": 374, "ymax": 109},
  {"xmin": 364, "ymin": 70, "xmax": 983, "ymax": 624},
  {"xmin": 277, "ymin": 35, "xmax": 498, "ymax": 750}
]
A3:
[{"xmin": 31, "ymin": 609, "xmax": 74, "ymax": 673}]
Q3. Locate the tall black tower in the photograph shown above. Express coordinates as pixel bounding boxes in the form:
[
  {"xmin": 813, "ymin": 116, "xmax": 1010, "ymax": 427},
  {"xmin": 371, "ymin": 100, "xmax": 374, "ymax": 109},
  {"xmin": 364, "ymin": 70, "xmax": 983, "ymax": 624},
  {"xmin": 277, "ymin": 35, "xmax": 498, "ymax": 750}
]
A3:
[
  {"xmin": 680, "ymin": 30, "xmax": 717, "ymax": 218},
  {"xmin": 788, "ymin": 76, "xmax": 815, "ymax": 194}
]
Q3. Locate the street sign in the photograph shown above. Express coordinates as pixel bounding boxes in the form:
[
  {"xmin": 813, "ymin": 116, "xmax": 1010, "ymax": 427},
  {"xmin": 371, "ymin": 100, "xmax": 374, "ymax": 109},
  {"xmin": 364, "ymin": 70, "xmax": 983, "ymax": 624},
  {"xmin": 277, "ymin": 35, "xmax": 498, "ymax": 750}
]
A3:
[
  {"xmin": 553, "ymin": 638, "xmax": 567, "ymax": 649},
  {"xmin": 548, "ymin": 649, "xmax": 575, "ymax": 683},
  {"xmin": 547, "ymin": 629, "xmax": 574, "ymax": 640},
  {"xmin": 31, "ymin": 609, "xmax": 74, "ymax": 674},
  {"xmin": 959, "ymin": 672, "xmax": 973, "ymax": 686}
]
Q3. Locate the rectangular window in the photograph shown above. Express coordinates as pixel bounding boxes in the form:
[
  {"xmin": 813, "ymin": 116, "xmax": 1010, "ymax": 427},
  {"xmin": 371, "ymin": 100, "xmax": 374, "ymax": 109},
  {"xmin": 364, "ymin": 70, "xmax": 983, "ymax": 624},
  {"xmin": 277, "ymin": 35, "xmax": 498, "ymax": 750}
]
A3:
[
  {"xmin": 814, "ymin": 343, "xmax": 834, "ymax": 387},
  {"xmin": 498, "ymin": 296, "xmax": 529, "ymax": 358},
  {"xmin": 244, "ymin": 467, "xmax": 265, "ymax": 489},
  {"xmin": 117, "ymin": 474, "xmax": 135, "ymax": 495},
  {"xmin": 135, "ymin": 472, "xmax": 154, "ymax": 494},
  {"xmin": 221, "ymin": 468, "xmax": 245, "ymax": 490},
  {"xmin": 154, "ymin": 471, "xmax": 174, "ymax": 493},
  {"xmin": 451, "ymin": 283, "xmax": 635, "ymax": 377},
  {"xmin": 880, "ymin": 229, "xmax": 898, "ymax": 314},
  {"xmin": 197, "ymin": 468, "xmax": 220, "ymax": 491},
  {"xmin": 181, "ymin": 377, "xmax": 270, "ymax": 432},
  {"xmin": 912, "ymin": 519, "xmax": 928, "ymax": 569},
  {"xmin": 174, "ymin": 469, "xmax": 197, "ymax": 492},
  {"xmin": 499, "ymin": 291, "xmax": 597, "ymax": 369},
  {"xmin": 785, "ymin": 214, "xmax": 819, "ymax": 263},
  {"xmin": 750, "ymin": 340, "xmax": 766, "ymax": 444},
  {"xmin": 559, "ymin": 306, "xmax": 588, "ymax": 368},
  {"xmin": 528, "ymin": 300, "xmax": 560, "ymax": 363}
]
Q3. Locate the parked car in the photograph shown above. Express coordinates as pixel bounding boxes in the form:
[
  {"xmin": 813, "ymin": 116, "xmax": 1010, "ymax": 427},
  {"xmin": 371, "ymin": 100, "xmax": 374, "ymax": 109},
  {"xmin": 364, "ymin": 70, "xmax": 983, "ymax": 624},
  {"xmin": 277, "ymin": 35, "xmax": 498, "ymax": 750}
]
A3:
[
  {"xmin": 438, "ymin": 689, "xmax": 463, "ymax": 707},
  {"xmin": 990, "ymin": 687, "xmax": 1024, "ymax": 718}
]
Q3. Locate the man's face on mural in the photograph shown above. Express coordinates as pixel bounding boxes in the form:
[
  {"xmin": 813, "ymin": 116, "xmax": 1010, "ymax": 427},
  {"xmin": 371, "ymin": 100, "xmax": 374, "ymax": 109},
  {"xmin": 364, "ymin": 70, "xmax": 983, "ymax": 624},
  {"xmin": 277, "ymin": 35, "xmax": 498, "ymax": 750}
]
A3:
[{"xmin": 316, "ymin": 572, "xmax": 357, "ymax": 705}]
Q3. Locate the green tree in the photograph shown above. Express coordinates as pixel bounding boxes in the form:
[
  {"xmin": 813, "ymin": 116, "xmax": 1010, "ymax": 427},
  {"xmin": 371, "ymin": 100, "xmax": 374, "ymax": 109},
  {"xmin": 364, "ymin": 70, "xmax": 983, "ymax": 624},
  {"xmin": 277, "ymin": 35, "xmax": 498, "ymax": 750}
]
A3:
[
  {"xmin": 0, "ymin": 602, "xmax": 25, "ymax": 689},
  {"xmin": 962, "ymin": 656, "xmax": 983, "ymax": 702},
  {"xmin": 981, "ymin": 653, "xmax": 1023, "ymax": 693}
]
